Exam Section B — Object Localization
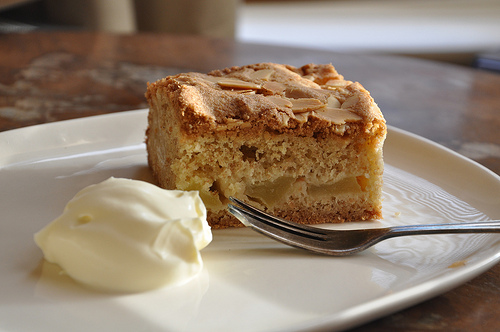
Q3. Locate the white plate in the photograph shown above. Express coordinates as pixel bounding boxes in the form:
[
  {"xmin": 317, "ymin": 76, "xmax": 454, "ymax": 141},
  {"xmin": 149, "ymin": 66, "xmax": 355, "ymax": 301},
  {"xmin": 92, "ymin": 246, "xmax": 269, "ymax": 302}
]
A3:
[{"xmin": 1, "ymin": 109, "xmax": 499, "ymax": 332}]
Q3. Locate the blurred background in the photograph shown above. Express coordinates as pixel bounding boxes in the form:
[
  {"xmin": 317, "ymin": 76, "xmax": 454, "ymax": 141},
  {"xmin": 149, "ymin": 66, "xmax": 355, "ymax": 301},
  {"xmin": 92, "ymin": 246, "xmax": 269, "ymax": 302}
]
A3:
[{"xmin": 0, "ymin": 0, "xmax": 499, "ymax": 69}]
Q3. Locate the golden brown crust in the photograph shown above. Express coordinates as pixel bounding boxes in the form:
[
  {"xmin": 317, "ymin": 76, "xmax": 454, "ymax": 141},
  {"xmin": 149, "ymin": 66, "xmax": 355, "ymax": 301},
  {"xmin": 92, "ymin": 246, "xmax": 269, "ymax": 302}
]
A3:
[{"xmin": 146, "ymin": 63, "xmax": 385, "ymax": 138}]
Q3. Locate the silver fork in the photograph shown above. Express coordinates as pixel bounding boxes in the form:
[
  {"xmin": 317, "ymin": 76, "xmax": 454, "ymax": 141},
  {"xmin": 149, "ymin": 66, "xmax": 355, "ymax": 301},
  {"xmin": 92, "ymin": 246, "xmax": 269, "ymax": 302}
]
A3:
[{"xmin": 227, "ymin": 197, "xmax": 500, "ymax": 256}]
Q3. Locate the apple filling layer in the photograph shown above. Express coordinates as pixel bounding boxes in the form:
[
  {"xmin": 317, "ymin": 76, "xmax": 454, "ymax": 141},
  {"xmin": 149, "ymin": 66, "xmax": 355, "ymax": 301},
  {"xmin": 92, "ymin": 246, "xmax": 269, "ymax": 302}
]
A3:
[{"xmin": 195, "ymin": 175, "xmax": 368, "ymax": 212}]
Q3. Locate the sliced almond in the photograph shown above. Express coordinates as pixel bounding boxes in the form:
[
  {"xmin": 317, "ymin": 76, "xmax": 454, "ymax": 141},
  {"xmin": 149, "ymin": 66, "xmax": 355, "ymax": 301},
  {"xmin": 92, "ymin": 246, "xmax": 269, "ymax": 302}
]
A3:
[
  {"xmin": 262, "ymin": 81, "xmax": 286, "ymax": 94},
  {"xmin": 341, "ymin": 95, "xmax": 360, "ymax": 109},
  {"xmin": 312, "ymin": 107, "xmax": 362, "ymax": 124},
  {"xmin": 285, "ymin": 86, "xmax": 312, "ymax": 99},
  {"xmin": 327, "ymin": 95, "xmax": 341, "ymax": 108},
  {"xmin": 290, "ymin": 98, "xmax": 324, "ymax": 113},
  {"xmin": 249, "ymin": 69, "xmax": 274, "ymax": 80},
  {"xmin": 293, "ymin": 111, "xmax": 310, "ymax": 123},
  {"xmin": 266, "ymin": 95, "xmax": 293, "ymax": 108},
  {"xmin": 217, "ymin": 78, "xmax": 262, "ymax": 90},
  {"xmin": 231, "ymin": 89, "xmax": 256, "ymax": 94},
  {"xmin": 203, "ymin": 75, "xmax": 223, "ymax": 83},
  {"xmin": 323, "ymin": 79, "xmax": 348, "ymax": 88},
  {"xmin": 278, "ymin": 112, "xmax": 291, "ymax": 126},
  {"xmin": 216, "ymin": 119, "xmax": 252, "ymax": 131}
]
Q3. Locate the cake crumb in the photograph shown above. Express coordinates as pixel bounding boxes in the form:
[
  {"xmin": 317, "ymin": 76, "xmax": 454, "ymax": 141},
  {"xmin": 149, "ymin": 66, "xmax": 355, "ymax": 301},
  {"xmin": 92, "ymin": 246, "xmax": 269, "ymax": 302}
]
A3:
[{"xmin": 448, "ymin": 260, "xmax": 467, "ymax": 268}]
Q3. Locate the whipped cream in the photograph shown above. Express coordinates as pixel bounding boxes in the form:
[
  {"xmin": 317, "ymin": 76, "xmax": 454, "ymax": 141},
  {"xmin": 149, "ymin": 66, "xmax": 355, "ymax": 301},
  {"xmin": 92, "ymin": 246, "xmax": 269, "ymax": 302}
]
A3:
[{"xmin": 34, "ymin": 177, "xmax": 212, "ymax": 293}]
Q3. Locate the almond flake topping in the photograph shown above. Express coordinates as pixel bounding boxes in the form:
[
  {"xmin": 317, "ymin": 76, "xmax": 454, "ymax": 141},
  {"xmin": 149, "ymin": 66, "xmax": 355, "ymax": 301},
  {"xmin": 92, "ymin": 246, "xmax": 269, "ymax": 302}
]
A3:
[
  {"xmin": 327, "ymin": 95, "xmax": 341, "ymax": 108},
  {"xmin": 324, "ymin": 79, "xmax": 348, "ymax": 88},
  {"xmin": 293, "ymin": 111, "xmax": 310, "ymax": 123},
  {"xmin": 313, "ymin": 107, "xmax": 362, "ymax": 124},
  {"xmin": 203, "ymin": 76, "xmax": 223, "ymax": 83},
  {"xmin": 217, "ymin": 78, "xmax": 262, "ymax": 90},
  {"xmin": 290, "ymin": 98, "xmax": 324, "ymax": 113},
  {"xmin": 231, "ymin": 89, "xmax": 256, "ymax": 94},
  {"xmin": 341, "ymin": 95, "xmax": 360, "ymax": 109},
  {"xmin": 249, "ymin": 69, "xmax": 274, "ymax": 80},
  {"xmin": 266, "ymin": 95, "xmax": 293, "ymax": 108},
  {"xmin": 262, "ymin": 81, "xmax": 286, "ymax": 94},
  {"xmin": 216, "ymin": 118, "xmax": 252, "ymax": 131}
]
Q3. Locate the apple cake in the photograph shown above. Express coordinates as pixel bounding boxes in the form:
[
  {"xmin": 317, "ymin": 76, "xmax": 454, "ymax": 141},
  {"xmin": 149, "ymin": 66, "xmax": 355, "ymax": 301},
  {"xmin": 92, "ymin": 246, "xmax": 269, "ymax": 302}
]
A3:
[{"xmin": 145, "ymin": 63, "xmax": 386, "ymax": 229}]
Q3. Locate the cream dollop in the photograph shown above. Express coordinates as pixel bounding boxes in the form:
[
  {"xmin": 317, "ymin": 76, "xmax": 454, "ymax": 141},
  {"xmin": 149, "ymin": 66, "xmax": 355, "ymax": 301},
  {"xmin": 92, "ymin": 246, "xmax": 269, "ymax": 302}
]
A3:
[{"xmin": 34, "ymin": 177, "xmax": 212, "ymax": 293}]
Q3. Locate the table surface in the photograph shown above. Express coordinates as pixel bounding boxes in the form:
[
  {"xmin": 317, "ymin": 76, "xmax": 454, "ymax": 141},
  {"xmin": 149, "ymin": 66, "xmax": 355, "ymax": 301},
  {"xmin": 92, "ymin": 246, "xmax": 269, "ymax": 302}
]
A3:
[{"xmin": 1, "ymin": 31, "xmax": 499, "ymax": 331}]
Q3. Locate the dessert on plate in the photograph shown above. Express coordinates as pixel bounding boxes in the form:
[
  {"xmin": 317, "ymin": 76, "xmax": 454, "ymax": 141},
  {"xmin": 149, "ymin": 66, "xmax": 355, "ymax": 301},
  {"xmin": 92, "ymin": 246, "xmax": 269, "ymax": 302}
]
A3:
[{"xmin": 146, "ymin": 63, "xmax": 386, "ymax": 229}]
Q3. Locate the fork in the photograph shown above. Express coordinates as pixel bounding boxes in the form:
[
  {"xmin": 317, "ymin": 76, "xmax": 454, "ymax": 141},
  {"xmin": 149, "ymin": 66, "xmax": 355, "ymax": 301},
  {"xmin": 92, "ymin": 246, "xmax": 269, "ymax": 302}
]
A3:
[{"xmin": 227, "ymin": 197, "xmax": 500, "ymax": 256}]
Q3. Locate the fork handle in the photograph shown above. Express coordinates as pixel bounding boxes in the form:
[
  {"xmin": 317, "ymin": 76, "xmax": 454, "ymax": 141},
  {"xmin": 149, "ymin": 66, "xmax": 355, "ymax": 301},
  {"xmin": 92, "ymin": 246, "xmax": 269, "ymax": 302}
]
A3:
[{"xmin": 387, "ymin": 220, "xmax": 500, "ymax": 237}]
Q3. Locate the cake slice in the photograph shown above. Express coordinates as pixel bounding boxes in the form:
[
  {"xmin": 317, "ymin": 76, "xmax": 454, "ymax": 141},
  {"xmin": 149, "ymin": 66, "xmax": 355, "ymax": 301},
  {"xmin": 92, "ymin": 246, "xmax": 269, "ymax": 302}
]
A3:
[{"xmin": 146, "ymin": 63, "xmax": 386, "ymax": 229}]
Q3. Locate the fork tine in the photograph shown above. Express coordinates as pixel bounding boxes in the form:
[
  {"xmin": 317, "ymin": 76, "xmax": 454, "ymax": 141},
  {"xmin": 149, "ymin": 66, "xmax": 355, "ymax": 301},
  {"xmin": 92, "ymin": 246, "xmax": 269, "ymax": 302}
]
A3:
[
  {"xmin": 228, "ymin": 204, "xmax": 330, "ymax": 253},
  {"xmin": 228, "ymin": 197, "xmax": 329, "ymax": 238}
]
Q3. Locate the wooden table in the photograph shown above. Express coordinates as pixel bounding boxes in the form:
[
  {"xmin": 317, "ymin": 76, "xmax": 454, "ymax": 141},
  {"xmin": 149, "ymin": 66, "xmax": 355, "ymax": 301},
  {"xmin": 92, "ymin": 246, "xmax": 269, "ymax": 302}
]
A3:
[{"xmin": 1, "ymin": 31, "xmax": 499, "ymax": 331}]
